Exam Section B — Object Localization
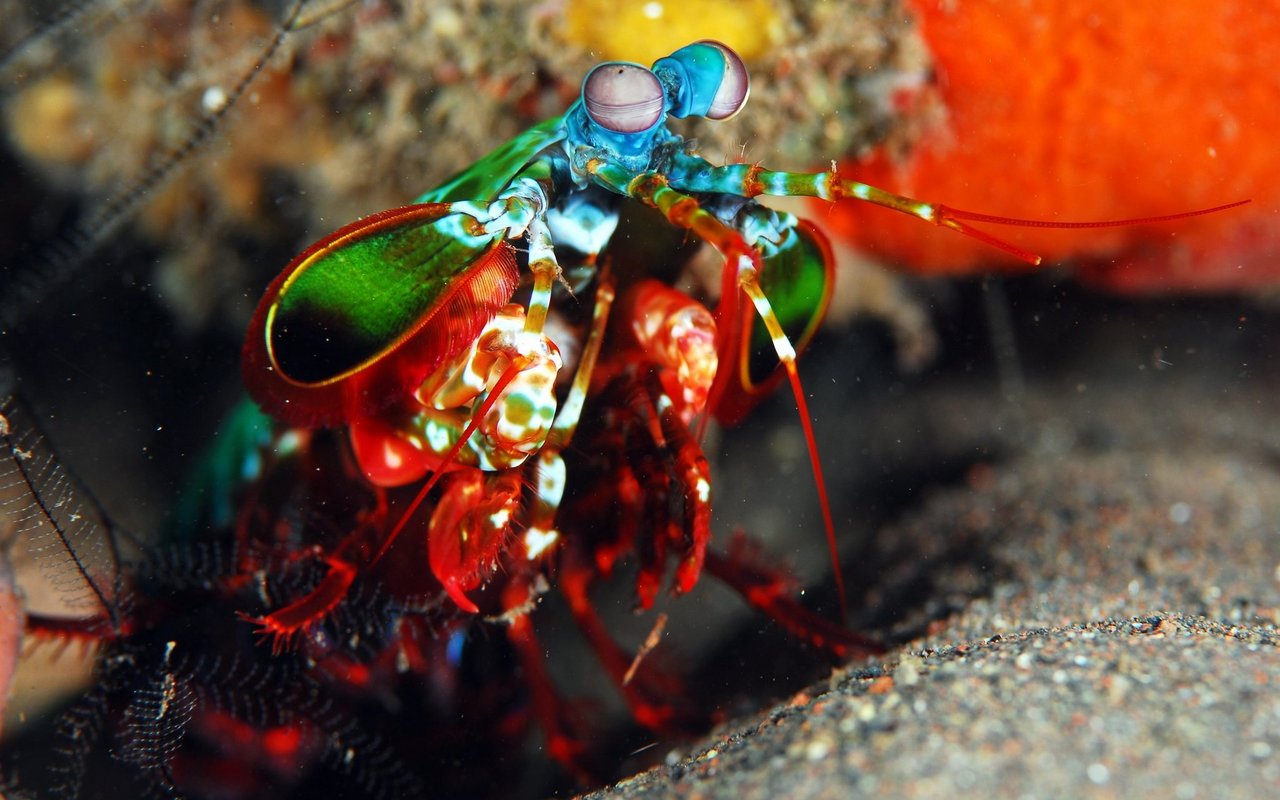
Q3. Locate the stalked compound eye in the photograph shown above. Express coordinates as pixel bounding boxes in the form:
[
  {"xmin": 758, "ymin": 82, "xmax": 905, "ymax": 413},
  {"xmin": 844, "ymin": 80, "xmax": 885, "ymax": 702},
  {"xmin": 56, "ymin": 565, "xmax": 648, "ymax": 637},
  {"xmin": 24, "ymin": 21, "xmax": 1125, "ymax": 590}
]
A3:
[
  {"xmin": 697, "ymin": 40, "xmax": 750, "ymax": 120},
  {"xmin": 652, "ymin": 40, "xmax": 751, "ymax": 121},
  {"xmin": 582, "ymin": 62, "xmax": 665, "ymax": 134}
]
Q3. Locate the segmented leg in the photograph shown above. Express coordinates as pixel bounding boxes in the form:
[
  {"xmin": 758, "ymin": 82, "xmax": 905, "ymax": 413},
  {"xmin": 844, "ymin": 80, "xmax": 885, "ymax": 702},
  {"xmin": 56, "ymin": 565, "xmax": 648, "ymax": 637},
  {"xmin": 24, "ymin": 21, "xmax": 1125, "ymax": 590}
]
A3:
[
  {"xmin": 667, "ymin": 156, "xmax": 1251, "ymax": 266},
  {"xmin": 664, "ymin": 157, "xmax": 1040, "ymax": 255},
  {"xmin": 630, "ymin": 419, "xmax": 671, "ymax": 611},
  {"xmin": 643, "ymin": 371, "xmax": 713, "ymax": 596},
  {"xmin": 500, "ymin": 580, "xmax": 590, "ymax": 781},
  {"xmin": 240, "ymin": 552, "xmax": 356, "ymax": 654},
  {"xmin": 556, "ymin": 560, "xmax": 690, "ymax": 733},
  {"xmin": 703, "ymin": 545, "xmax": 882, "ymax": 660},
  {"xmin": 585, "ymin": 160, "xmax": 847, "ymax": 614},
  {"xmin": 232, "ymin": 436, "xmax": 393, "ymax": 650},
  {"xmin": 615, "ymin": 370, "xmax": 713, "ymax": 598},
  {"xmin": 521, "ymin": 274, "xmax": 616, "ymax": 555},
  {"xmin": 547, "ymin": 370, "xmax": 712, "ymax": 730}
]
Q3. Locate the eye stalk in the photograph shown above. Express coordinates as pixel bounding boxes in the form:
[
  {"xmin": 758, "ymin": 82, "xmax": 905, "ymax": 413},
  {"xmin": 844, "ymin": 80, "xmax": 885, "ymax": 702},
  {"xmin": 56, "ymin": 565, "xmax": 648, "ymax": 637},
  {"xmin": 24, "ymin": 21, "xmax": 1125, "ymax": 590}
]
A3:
[
  {"xmin": 652, "ymin": 40, "xmax": 751, "ymax": 121},
  {"xmin": 582, "ymin": 62, "xmax": 666, "ymax": 134}
]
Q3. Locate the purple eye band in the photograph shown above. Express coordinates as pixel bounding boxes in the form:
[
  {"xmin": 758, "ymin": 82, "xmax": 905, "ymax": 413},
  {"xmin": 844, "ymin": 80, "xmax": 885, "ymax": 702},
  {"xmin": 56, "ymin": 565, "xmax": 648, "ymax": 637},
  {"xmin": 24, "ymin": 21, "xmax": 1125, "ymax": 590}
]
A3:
[{"xmin": 583, "ymin": 63, "xmax": 665, "ymax": 133}]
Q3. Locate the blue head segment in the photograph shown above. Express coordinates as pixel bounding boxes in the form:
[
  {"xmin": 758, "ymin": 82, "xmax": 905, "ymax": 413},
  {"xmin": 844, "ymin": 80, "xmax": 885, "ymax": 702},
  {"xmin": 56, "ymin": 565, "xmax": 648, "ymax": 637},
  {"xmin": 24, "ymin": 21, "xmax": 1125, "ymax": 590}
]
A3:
[
  {"xmin": 571, "ymin": 41, "xmax": 750, "ymax": 163},
  {"xmin": 575, "ymin": 60, "xmax": 668, "ymax": 160},
  {"xmin": 652, "ymin": 40, "xmax": 750, "ymax": 121}
]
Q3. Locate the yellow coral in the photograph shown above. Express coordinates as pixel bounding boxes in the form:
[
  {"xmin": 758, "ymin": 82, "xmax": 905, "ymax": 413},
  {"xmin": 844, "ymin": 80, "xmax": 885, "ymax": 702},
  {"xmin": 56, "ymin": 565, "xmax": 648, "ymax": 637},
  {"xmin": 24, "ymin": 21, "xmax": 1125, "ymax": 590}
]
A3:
[{"xmin": 562, "ymin": 0, "xmax": 783, "ymax": 64}]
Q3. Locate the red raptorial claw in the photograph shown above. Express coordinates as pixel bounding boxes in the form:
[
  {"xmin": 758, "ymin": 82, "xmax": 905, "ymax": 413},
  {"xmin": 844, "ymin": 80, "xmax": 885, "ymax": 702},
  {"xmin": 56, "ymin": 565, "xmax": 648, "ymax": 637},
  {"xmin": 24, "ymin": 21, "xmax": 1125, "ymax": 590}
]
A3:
[{"xmin": 428, "ymin": 471, "xmax": 522, "ymax": 613}]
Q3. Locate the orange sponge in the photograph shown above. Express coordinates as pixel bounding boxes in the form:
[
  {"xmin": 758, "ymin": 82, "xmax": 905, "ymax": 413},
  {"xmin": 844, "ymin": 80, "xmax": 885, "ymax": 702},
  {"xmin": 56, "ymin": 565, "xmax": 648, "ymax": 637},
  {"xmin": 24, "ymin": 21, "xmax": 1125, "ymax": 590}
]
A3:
[{"xmin": 824, "ymin": 1, "xmax": 1279, "ymax": 292}]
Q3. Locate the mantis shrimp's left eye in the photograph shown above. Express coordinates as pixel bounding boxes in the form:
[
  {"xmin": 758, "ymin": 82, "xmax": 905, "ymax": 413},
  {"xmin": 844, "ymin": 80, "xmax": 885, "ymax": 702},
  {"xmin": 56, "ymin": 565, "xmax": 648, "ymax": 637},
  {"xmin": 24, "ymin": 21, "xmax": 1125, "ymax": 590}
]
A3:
[
  {"xmin": 583, "ymin": 62, "xmax": 665, "ymax": 134},
  {"xmin": 697, "ymin": 40, "xmax": 750, "ymax": 120}
]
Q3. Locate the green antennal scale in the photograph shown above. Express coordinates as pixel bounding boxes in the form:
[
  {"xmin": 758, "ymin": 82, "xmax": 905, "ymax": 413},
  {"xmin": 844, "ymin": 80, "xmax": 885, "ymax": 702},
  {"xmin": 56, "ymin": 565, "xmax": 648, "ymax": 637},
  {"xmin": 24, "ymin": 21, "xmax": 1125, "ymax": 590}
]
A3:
[{"xmin": 244, "ymin": 204, "xmax": 517, "ymax": 427}]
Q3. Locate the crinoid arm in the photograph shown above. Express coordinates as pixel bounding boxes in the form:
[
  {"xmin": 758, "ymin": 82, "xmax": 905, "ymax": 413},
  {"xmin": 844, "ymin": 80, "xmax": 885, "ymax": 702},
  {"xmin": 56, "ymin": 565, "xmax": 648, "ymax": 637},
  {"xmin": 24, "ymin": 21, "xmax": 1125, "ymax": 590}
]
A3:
[{"xmin": 1, "ymin": 387, "xmax": 134, "ymax": 642}]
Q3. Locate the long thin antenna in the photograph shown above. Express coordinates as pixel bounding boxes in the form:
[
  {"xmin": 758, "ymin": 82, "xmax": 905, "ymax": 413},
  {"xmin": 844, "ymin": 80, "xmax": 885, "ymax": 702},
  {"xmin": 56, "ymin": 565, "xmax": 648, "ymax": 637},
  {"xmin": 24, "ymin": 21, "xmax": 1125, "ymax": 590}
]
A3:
[
  {"xmin": 0, "ymin": 0, "xmax": 143, "ymax": 76},
  {"xmin": 1, "ymin": 0, "xmax": 317, "ymax": 329},
  {"xmin": 933, "ymin": 199, "xmax": 1252, "ymax": 265}
]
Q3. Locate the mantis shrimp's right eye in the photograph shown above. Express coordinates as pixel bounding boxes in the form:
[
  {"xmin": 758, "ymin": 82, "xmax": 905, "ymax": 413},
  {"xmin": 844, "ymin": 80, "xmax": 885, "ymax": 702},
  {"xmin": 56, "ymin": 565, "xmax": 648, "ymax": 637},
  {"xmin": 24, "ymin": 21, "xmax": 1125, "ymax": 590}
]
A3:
[
  {"xmin": 697, "ymin": 40, "xmax": 750, "ymax": 120},
  {"xmin": 583, "ymin": 63, "xmax": 665, "ymax": 134}
]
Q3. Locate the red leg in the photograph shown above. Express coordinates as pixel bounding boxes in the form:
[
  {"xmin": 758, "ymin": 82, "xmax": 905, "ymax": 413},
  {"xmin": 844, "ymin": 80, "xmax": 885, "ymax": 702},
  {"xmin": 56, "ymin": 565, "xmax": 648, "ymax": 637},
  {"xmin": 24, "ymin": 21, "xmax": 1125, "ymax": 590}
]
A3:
[
  {"xmin": 633, "ymin": 451, "xmax": 670, "ymax": 611},
  {"xmin": 240, "ymin": 554, "xmax": 357, "ymax": 654},
  {"xmin": 642, "ymin": 372, "xmax": 713, "ymax": 596},
  {"xmin": 500, "ymin": 580, "xmax": 592, "ymax": 783},
  {"xmin": 557, "ymin": 555, "xmax": 693, "ymax": 733},
  {"xmin": 703, "ymin": 542, "xmax": 882, "ymax": 660}
]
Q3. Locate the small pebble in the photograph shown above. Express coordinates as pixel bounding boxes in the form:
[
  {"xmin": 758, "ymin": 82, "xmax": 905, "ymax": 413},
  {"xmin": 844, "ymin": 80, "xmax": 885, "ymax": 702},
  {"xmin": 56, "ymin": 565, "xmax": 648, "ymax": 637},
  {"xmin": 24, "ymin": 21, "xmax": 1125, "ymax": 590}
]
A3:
[
  {"xmin": 1086, "ymin": 763, "xmax": 1110, "ymax": 785},
  {"xmin": 804, "ymin": 737, "xmax": 832, "ymax": 762},
  {"xmin": 897, "ymin": 656, "xmax": 921, "ymax": 686}
]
